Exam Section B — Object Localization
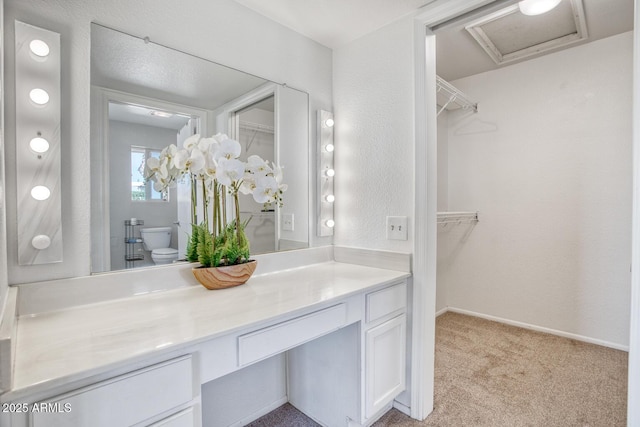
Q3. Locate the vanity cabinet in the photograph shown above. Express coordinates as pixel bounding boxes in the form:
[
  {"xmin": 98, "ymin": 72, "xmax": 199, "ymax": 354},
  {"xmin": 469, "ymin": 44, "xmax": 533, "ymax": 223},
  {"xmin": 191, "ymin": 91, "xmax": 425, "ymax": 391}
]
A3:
[
  {"xmin": 364, "ymin": 282, "xmax": 407, "ymax": 420},
  {"xmin": 288, "ymin": 280, "xmax": 408, "ymax": 427},
  {"xmin": 365, "ymin": 313, "xmax": 406, "ymax": 418},
  {"xmin": 2, "ymin": 261, "xmax": 411, "ymax": 427},
  {"xmin": 28, "ymin": 356, "xmax": 198, "ymax": 427}
]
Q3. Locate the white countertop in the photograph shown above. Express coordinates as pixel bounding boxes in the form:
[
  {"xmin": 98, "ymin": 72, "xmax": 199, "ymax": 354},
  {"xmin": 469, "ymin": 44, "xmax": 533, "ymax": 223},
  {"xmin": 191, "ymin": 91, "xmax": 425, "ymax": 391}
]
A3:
[{"xmin": 7, "ymin": 261, "xmax": 409, "ymax": 400}]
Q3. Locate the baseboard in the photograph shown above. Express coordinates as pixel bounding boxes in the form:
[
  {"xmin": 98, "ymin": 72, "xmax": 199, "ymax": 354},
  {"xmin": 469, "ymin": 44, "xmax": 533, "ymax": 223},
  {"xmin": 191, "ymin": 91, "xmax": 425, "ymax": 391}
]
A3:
[
  {"xmin": 435, "ymin": 307, "xmax": 448, "ymax": 317},
  {"xmin": 230, "ymin": 396, "xmax": 288, "ymax": 427},
  {"xmin": 393, "ymin": 399, "xmax": 411, "ymax": 416},
  {"xmin": 442, "ymin": 307, "xmax": 630, "ymax": 352}
]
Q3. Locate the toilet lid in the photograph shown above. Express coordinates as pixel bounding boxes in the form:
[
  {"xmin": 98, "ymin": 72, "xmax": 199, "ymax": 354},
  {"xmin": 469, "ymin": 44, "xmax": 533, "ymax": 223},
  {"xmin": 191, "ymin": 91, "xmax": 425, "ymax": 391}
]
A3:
[{"xmin": 152, "ymin": 248, "xmax": 179, "ymax": 256}]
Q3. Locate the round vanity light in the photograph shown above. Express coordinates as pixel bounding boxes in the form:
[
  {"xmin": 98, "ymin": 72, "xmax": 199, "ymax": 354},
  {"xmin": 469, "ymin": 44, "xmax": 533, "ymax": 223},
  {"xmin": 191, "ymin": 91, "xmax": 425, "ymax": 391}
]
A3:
[
  {"xmin": 29, "ymin": 137, "xmax": 50, "ymax": 153},
  {"xmin": 29, "ymin": 88, "xmax": 50, "ymax": 105},
  {"xmin": 325, "ymin": 118, "xmax": 335, "ymax": 128},
  {"xmin": 29, "ymin": 39, "xmax": 50, "ymax": 58},
  {"xmin": 31, "ymin": 185, "xmax": 51, "ymax": 201},
  {"xmin": 325, "ymin": 194, "xmax": 335, "ymax": 203},
  {"xmin": 325, "ymin": 143, "xmax": 335, "ymax": 153},
  {"xmin": 326, "ymin": 168, "xmax": 335, "ymax": 177},
  {"xmin": 518, "ymin": 0, "xmax": 561, "ymax": 16},
  {"xmin": 326, "ymin": 219, "xmax": 335, "ymax": 228},
  {"xmin": 31, "ymin": 234, "xmax": 51, "ymax": 250}
]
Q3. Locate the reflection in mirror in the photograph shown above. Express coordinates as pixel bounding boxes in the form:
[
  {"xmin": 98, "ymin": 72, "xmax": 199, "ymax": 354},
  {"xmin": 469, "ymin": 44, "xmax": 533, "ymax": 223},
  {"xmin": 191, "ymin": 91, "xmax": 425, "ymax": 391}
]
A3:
[{"xmin": 90, "ymin": 24, "xmax": 310, "ymax": 273}]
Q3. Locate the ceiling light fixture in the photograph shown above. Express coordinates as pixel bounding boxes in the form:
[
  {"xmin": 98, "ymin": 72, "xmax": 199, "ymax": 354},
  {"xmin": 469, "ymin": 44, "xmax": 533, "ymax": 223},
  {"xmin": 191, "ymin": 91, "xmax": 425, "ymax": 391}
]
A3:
[
  {"xmin": 518, "ymin": 0, "xmax": 562, "ymax": 16},
  {"xmin": 150, "ymin": 110, "xmax": 174, "ymax": 118}
]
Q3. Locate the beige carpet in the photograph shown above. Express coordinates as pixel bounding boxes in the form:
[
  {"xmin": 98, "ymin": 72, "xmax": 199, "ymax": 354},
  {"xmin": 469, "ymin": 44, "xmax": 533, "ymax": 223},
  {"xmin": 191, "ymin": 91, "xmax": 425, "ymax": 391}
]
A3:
[{"xmin": 249, "ymin": 312, "xmax": 628, "ymax": 426}]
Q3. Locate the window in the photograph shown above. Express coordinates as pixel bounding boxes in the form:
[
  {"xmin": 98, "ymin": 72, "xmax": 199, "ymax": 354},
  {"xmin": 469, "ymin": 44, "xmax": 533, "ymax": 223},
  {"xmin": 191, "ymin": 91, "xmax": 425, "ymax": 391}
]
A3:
[{"xmin": 131, "ymin": 146, "xmax": 168, "ymax": 202}]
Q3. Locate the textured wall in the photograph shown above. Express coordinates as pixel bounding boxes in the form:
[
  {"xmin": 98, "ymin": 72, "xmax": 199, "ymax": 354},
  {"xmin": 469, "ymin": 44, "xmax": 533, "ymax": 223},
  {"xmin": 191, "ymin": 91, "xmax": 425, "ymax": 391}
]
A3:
[
  {"xmin": 439, "ymin": 32, "xmax": 633, "ymax": 347},
  {"xmin": 333, "ymin": 15, "xmax": 415, "ymax": 252},
  {"xmin": 3, "ymin": 0, "xmax": 332, "ymax": 284}
]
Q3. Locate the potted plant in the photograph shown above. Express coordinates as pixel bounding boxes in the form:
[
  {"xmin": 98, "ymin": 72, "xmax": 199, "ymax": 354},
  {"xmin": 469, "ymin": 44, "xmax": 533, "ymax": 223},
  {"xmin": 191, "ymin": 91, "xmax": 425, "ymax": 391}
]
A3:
[{"xmin": 144, "ymin": 133, "xmax": 286, "ymax": 289}]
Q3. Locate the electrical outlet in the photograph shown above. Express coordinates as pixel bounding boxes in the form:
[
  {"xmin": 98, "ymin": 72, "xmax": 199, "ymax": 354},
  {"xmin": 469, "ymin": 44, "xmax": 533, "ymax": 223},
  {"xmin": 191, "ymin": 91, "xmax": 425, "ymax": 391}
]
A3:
[
  {"xmin": 282, "ymin": 213, "xmax": 294, "ymax": 231},
  {"xmin": 386, "ymin": 216, "xmax": 408, "ymax": 240}
]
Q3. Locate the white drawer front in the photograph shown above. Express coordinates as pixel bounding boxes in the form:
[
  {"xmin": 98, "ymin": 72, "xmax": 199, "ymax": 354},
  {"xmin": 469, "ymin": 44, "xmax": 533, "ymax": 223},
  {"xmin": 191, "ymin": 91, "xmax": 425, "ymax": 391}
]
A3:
[
  {"xmin": 238, "ymin": 304, "xmax": 347, "ymax": 366},
  {"xmin": 150, "ymin": 407, "xmax": 195, "ymax": 427},
  {"xmin": 366, "ymin": 282, "xmax": 407, "ymax": 324},
  {"xmin": 32, "ymin": 356, "xmax": 193, "ymax": 427}
]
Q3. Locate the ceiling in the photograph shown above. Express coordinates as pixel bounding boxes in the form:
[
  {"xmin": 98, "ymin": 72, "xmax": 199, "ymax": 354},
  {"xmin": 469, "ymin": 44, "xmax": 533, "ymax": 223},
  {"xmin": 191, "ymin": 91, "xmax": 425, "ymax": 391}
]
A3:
[
  {"xmin": 233, "ymin": 0, "xmax": 633, "ymax": 81},
  {"xmin": 233, "ymin": 0, "xmax": 437, "ymax": 49}
]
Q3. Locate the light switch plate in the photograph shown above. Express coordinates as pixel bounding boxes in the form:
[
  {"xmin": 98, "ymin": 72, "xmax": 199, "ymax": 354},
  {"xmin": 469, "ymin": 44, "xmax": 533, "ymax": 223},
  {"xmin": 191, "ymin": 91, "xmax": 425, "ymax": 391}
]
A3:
[
  {"xmin": 282, "ymin": 213, "xmax": 294, "ymax": 231},
  {"xmin": 386, "ymin": 216, "xmax": 408, "ymax": 240}
]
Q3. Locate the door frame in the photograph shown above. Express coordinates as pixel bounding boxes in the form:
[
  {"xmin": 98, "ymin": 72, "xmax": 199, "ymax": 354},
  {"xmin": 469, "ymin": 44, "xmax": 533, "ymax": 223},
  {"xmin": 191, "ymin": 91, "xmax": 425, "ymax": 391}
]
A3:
[{"xmin": 412, "ymin": 0, "xmax": 640, "ymax": 422}]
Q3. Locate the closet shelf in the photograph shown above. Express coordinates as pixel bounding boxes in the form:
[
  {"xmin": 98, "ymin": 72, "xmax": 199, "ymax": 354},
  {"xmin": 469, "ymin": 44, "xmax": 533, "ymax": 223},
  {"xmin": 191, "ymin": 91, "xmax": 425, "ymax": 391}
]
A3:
[
  {"xmin": 436, "ymin": 76, "xmax": 478, "ymax": 116},
  {"xmin": 437, "ymin": 211, "xmax": 479, "ymax": 225}
]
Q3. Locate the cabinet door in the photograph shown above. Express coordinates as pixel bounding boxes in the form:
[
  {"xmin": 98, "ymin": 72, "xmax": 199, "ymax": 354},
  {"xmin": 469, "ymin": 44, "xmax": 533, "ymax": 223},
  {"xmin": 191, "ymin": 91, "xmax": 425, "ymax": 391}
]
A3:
[{"xmin": 365, "ymin": 314, "xmax": 406, "ymax": 419}]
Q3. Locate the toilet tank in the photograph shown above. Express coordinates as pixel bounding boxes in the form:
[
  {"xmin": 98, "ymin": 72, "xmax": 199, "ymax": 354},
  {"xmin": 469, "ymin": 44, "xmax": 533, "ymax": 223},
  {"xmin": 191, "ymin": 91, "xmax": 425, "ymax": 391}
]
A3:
[{"xmin": 140, "ymin": 227, "xmax": 172, "ymax": 251}]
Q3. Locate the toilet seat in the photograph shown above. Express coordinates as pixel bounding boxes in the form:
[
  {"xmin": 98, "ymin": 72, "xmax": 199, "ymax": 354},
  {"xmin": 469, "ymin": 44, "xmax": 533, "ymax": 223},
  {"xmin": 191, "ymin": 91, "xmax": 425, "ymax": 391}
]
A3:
[
  {"xmin": 151, "ymin": 248, "xmax": 179, "ymax": 264},
  {"xmin": 152, "ymin": 248, "xmax": 178, "ymax": 257}
]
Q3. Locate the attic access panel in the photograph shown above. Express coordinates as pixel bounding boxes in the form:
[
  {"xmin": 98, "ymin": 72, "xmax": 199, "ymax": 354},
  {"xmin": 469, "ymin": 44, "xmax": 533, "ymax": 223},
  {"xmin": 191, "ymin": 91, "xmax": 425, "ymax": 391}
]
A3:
[{"xmin": 465, "ymin": 0, "xmax": 587, "ymax": 65}]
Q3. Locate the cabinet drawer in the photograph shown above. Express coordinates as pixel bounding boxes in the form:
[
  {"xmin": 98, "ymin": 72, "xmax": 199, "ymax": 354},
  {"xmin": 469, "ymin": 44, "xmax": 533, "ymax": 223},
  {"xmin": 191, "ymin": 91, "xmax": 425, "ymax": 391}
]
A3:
[
  {"xmin": 366, "ymin": 282, "xmax": 407, "ymax": 324},
  {"xmin": 238, "ymin": 304, "xmax": 347, "ymax": 366},
  {"xmin": 150, "ymin": 407, "xmax": 195, "ymax": 427},
  {"xmin": 32, "ymin": 356, "xmax": 193, "ymax": 427}
]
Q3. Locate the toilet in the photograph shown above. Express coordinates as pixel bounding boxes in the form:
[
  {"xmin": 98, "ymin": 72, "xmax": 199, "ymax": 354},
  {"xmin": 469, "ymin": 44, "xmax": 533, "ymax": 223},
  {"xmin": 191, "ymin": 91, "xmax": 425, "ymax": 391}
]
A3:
[{"xmin": 140, "ymin": 227, "xmax": 179, "ymax": 265}]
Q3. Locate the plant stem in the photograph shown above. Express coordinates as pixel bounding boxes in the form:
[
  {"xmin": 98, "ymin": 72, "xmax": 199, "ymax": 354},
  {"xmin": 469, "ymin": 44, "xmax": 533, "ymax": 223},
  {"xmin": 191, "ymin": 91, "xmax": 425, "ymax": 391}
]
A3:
[
  {"xmin": 190, "ymin": 175, "xmax": 198, "ymax": 225},
  {"xmin": 201, "ymin": 177, "xmax": 208, "ymax": 231}
]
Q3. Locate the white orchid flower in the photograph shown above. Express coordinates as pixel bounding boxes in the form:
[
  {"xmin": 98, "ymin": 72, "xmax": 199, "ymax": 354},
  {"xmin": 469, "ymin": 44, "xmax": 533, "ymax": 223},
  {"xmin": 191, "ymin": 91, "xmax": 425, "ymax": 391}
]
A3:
[
  {"xmin": 203, "ymin": 151, "xmax": 218, "ymax": 179},
  {"xmin": 144, "ymin": 156, "xmax": 161, "ymax": 179},
  {"xmin": 182, "ymin": 134, "xmax": 200, "ymax": 151},
  {"xmin": 174, "ymin": 147, "xmax": 205, "ymax": 175},
  {"xmin": 246, "ymin": 155, "xmax": 270, "ymax": 175},
  {"xmin": 252, "ymin": 175, "xmax": 279, "ymax": 204},
  {"xmin": 199, "ymin": 136, "xmax": 219, "ymax": 155},
  {"xmin": 239, "ymin": 176, "xmax": 256, "ymax": 195},
  {"xmin": 215, "ymin": 138, "xmax": 242, "ymax": 160},
  {"xmin": 216, "ymin": 157, "xmax": 246, "ymax": 187},
  {"xmin": 271, "ymin": 163, "xmax": 288, "ymax": 193},
  {"xmin": 212, "ymin": 132, "xmax": 229, "ymax": 143}
]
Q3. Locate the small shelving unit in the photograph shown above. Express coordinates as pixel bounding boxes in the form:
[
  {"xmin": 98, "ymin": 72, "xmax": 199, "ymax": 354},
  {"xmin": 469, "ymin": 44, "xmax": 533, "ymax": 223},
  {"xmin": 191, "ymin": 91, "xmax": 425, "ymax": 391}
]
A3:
[{"xmin": 124, "ymin": 219, "xmax": 144, "ymax": 269}]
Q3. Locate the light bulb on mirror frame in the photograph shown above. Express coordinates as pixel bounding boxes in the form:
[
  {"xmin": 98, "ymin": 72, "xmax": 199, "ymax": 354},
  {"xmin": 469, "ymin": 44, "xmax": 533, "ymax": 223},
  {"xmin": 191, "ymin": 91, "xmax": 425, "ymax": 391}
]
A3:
[
  {"xmin": 325, "ymin": 118, "xmax": 334, "ymax": 127},
  {"xmin": 29, "ymin": 88, "xmax": 50, "ymax": 105},
  {"xmin": 326, "ymin": 219, "xmax": 335, "ymax": 228},
  {"xmin": 325, "ymin": 194, "xmax": 335, "ymax": 203},
  {"xmin": 325, "ymin": 143, "xmax": 334, "ymax": 152},
  {"xmin": 325, "ymin": 168, "xmax": 335, "ymax": 177},
  {"xmin": 31, "ymin": 185, "xmax": 51, "ymax": 201},
  {"xmin": 29, "ymin": 136, "xmax": 50, "ymax": 153},
  {"xmin": 29, "ymin": 39, "xmax": 50, "ymax": 58}
]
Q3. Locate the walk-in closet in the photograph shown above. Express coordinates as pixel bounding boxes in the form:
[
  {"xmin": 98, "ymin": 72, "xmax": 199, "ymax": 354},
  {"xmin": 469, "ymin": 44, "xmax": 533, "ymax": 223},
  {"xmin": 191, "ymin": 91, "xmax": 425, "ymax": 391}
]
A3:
[{"xmin": 434, "ymin": 0, "xmax": 633, "ymax": 349}]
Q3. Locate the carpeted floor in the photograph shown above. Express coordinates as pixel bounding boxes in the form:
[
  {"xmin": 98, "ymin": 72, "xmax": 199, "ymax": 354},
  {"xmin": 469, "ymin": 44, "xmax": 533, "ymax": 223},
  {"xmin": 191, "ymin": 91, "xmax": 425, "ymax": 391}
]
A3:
[{"xmin": 248, "ymin": 312, "xmax": 628, "ymax": 426}]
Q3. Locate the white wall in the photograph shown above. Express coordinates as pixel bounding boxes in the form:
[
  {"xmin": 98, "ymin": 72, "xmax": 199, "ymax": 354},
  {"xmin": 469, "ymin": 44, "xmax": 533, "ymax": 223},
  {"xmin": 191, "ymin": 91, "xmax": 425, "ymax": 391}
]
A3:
[
  {"xmin": 0, "ymin": 0, "xmax": 6, "ymax": 311},
  {"xmin": 108, "ymin": 120, "xmax": 179, "ymax": 271},
  {"xmin": 3, "ymin": 0, "xmax": 332, "ymax": 284},
  {"xmin": 439, "ymin": 32, "xmax": 633, "ymax": 348},
  {"xmin": 333, "ymin": 15, "xmax": 415, "ymax": 252}
]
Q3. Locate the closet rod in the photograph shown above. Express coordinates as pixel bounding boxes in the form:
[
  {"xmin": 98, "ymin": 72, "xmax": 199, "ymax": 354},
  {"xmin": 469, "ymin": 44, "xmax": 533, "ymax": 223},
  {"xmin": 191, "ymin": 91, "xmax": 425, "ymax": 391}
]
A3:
[
  {"xmin": 436, "ymin": 76, "xmax": 478, "ymax": 115},
  {"xmin": 437, "ymin": 211, "xmax": 479, "ymax": 225},
  {"xmin": 239, "ymin": 121, "xmax": 274, "ymax": 134}
]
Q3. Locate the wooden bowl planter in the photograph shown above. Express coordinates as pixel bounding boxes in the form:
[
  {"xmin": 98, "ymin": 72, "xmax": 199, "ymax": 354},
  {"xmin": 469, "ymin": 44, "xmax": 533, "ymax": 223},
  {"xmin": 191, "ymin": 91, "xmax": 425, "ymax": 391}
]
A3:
[{"xmin": 192, "ymin": 260, "xmax": 257, "ymax": 290}]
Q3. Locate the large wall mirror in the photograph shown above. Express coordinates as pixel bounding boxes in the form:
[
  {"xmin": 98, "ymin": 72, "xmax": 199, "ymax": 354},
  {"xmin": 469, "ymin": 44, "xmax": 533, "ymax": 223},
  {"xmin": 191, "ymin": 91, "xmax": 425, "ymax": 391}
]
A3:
[{"xmin": 90, "ymin": 23, "xmax": 310, "ymax": 273}]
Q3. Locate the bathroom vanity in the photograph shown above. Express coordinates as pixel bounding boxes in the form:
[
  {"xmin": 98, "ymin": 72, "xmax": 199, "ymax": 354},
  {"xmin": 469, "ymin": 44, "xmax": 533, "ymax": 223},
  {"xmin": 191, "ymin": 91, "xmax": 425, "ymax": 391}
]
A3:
[{"xmin": 0, "ymin": 250, "xmax": 411, "ymax": 427}]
